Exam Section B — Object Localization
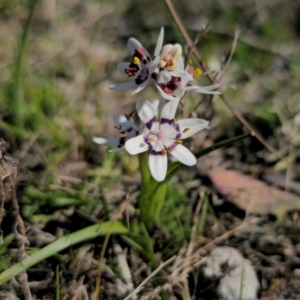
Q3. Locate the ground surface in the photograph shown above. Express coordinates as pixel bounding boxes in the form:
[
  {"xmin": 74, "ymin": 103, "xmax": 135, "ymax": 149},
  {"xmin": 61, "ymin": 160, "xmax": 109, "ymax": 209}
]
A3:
[{"xmin": 0, "ymin": 0, "xmax": 300, "ymax": 299}]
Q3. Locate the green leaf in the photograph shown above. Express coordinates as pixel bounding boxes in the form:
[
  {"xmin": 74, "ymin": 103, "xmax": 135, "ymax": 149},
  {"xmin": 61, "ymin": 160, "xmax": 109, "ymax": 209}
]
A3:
[{"xmin": 0, "ymin": 221, "xmax": 128, "ymax": 286}]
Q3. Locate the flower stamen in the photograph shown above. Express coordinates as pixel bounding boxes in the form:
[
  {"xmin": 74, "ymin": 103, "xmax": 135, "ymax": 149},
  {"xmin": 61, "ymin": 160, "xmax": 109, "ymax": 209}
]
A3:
[
  {"xmin": 193, "ymin": 68, "xmax": 202, "ymax": 77},
  {"xmin": 132, "ymin": 56, "xmax": 141, "ymax": 65}
]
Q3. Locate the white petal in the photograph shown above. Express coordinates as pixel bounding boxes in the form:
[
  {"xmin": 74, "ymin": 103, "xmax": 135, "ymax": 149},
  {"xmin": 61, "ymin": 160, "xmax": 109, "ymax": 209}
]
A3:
[
  {"xmin": 156, "ymin": 70, "xmax": 172, "ymax": 84},
  {"xmin": 151, "ymin": 99, "xmax": 160, "ymax": 111},
  {"xmin": 169, "ymin": 70, "xmax": 193, "ymax": 82},
  {"xmin": 169, "ymin": 44, "xmax": 182, "ymax": 62},
  {"xmin": 136, "ymin": 98, "xmax": 147, "ymax": 116},
  {"xmin": 113, "ymin": 114, "xmax": 127, "ymax": 126},
  {"xmin": 132, "ymin": 79, "xmax": 149, "ymax": 94},
  {"xmin": 149, "ymin": 55, "xmax": 159, "ymax": 74},
  {"xmin": 125, "ymin": 134, "xmax": 150, "ymax": 155},
  {"xmin": 93, "ymin": 137, "xmax": 120, "ymax": 146},
  {"xmin": 154, "ymin": 27, "xmax": 164, "ymax": 58},
  {"xmin": 157, "ymin": 98, "xmax": 167, "ymax": 115},
  {"xmin": 159, "ymin": 44, "xmax": 173, "ymax": 59},
  {"xmin": 185, "ymin": 84, "xmax": 221, "ymax": 94},
  {"xmin": 159, "ymin": 44, "xmax": 182, "ymax": 69},
  {"xmin": 177, "ymin": 57, "xmax": 185, "ymax": 71},
  {"xmin": 176, "ymin": 119, "xmax": 209, "ymax": 139},
  {"xmin": 149, "ymin": 140, "xmax": 168, "ymax": 182},
  {"xmin": 137, "ymin": 100, "xmax": 157, "ymax": 126},
  {"xmin": 155, "ymin": 84, "xmax": 181, "ymax": 101},
  {"xmin": 168, "ymin": 144, "xmax": 197, "ymax": 166},
  {"xmin": 127, "ymin": 38, "xmax": 150, "ymax": 57},
  {"xmin": 172, "ymin": 83, "xmax": 186, "ymax": 98},
  {"xmin": 160, "ymin": 99, "xmax": 180, "ymax": 120},
  {"xmin": 110, "ymin": 80, "xmax": 138, "ymax": 91}
]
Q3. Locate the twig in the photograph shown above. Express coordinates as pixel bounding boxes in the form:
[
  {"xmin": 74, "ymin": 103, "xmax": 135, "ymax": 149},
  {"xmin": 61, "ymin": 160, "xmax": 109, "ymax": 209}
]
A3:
[
  {"xmin": 217, "ymin": 29, "xmax": 240, "ymax": 81},
  {"xmin": 186, "ymin": 23, "xmax": 210, "ymax": 60},
  {"xmin": 123, "ymin": 255, "xmax": 176, "ymax": 300},
  {"xmin": 9, "ymin": 174, "xmax": 32, "ymax": 300},
  {"xmin": 9, "ymin": 175, "xmax": 26, "ymax": 238},
  {"xmin": 186, "ymin": 191, "xmax": 205, "ymax": 257},
  {"xmin": 93, "ymin": 190, "xmax": 130, "ymax": 300},
  {"xmin": 164, "ymin": 0, "xmax": 283, "ymax": 160}
]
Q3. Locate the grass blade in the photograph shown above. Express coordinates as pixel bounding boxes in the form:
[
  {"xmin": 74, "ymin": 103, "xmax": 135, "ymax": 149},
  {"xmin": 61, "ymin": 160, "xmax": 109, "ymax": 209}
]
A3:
[{"xmin": 0, "ymin": 221, "xmax": 128, "ymax": 286}]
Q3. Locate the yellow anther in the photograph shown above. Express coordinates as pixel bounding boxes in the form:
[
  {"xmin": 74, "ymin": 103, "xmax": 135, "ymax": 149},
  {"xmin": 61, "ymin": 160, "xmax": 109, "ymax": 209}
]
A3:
[
  {"xmin": 175, "ymin": 140, "xmax": 182, "ymax": 144},
  {"xmin": 154, "ymin": 116, "xmax": 159, "ymax": 122},
  {"xmin": 162, "ymin": 148, "xmax": 167, "ymax": 154},
  {"xmin": 193, "ymin": 68, "xmax": 202, "ymax": 77},
  {"xmin": 115, "ymin": 125, "xmax": 121, "ymax": 130},
  {"xmin": 132, "ymin": 56, "xmax": 140, "ymax": 65},
  {"xmin": 187, "ymin": 58, "xmax": 193, "ymax": 65},
  {"xmin": 119, "ymin": 130, "xmax": 126, "ymax": 134},
  {"xmin": 183, "ymin": 127, "xmax": 190, "ymax": 133},
  {"xmin": 149, "ymin": 137, "xmax": 155, "ymax": 143},
  {"xmin": 165, "ymin": 58, "xmax": 175, "ymax": 68}
]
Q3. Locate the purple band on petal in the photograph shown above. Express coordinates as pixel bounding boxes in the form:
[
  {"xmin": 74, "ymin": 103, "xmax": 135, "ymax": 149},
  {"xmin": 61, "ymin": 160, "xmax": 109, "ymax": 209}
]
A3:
[
  {"xmin": 143, "ymin": 135, "xmax": 152, "ymax": 149},
  {"xmin": 167, "ymin": 143, "xmax": 177, "ymax": 152},
  {"xmin": 176, "ymin": 133, "xmax": 181, "ymax": 139},
  {"xmin": 151, "ymin": 149, "xmax": 165, "ymax": 156},
  {"xmin": 173, "ymin": 123, "xmax": 180, "ymax": 131},
  {"xmin": 146, "ymin": 118, "xmax": 155, "ymax": 130},
  {"xmin": 160, "ymin": 118, "xmax": 172, "ymax": 125}
]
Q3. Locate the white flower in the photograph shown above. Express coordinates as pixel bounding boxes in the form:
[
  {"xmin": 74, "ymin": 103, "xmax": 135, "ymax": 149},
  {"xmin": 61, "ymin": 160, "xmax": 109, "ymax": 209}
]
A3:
[
  {"xmin": 93, "ymin": 113, "xmax": 138, "ymax": 152},
  {"xmin": 153, "ymin": 68, "xmax": 194, "ymax": 101},
  {"xmin": 110, "ymin": 28, "xmax": 164, "ymax": 94},
  {"xmin": 125, "ymin": 98, "xmax": 209, "ymax": 182}
]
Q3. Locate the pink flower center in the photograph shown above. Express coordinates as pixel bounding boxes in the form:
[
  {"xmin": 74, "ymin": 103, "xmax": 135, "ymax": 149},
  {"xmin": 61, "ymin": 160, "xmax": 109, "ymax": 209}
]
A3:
[{"xmin": 157, "ymin": 131, "xmax": 165, "ymax": 140}]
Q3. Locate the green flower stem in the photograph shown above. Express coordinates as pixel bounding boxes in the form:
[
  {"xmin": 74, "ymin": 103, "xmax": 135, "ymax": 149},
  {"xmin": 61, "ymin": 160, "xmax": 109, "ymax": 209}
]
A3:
[
  {"xmin": 0, "ymin": 221, "xmax": 128, "ymax": 286},
  {"xmin": 139, "ymin": 180, "xmax": 167, "ymax": 230},
  {"xmin": 138, "ymin": 151, "xmax": 150, "ymax": 185}
]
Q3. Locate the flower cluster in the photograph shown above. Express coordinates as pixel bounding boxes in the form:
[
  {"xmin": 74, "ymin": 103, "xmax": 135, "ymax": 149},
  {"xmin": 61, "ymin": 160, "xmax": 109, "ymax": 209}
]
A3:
[{"xmin": 94, "ymin": 28, "xmax": 220, "ymax": 181}]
